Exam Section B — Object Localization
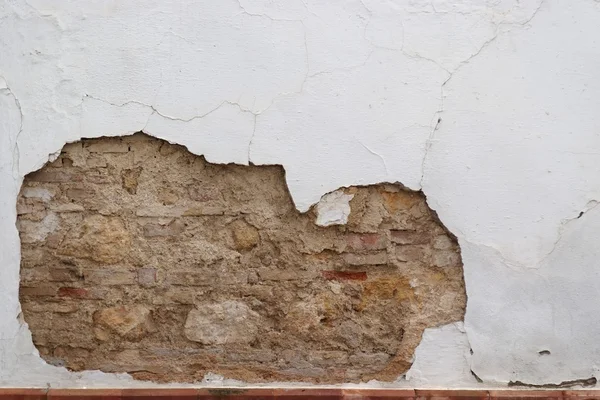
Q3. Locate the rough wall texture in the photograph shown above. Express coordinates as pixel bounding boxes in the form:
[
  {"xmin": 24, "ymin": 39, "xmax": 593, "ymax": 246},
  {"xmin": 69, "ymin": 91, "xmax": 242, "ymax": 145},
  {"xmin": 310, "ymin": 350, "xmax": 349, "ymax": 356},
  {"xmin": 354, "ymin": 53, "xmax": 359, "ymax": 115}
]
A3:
[{"xmin": 17, "ymin": 134, "xmax": 465, "ymax": 384}]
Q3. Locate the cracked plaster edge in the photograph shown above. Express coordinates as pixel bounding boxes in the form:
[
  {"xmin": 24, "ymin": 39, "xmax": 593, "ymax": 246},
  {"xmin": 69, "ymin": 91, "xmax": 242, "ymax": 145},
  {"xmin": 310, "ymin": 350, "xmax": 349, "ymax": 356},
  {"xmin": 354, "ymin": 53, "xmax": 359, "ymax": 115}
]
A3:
[{"xmin": 3, "ymin": 129, "xmax": 480, "ymax": 389}]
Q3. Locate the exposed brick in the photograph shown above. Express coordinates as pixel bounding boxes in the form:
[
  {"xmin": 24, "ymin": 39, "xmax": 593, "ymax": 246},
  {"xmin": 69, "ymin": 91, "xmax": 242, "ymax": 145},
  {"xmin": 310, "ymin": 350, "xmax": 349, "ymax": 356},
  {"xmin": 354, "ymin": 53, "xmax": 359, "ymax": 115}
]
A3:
[
  {"xmin": 433, "ymin": 235, "xmax": 455, "ymax": 250},
  {"xmin": 18, "ymin": 134, "xmax": 465, "ymax": 385},
  {"xmin": 16, "ymin": 201, "xmax": 45, "ymax": 215},
  {"xmin": 84, "ymin": 269, "xmax": 135, "ymax": 285},
  {"xmin": 86, "ymin": 154, "xmax": 108, "ymax": 168},
  {"xmin": 85, "ymin": 168, "xmax": 112, "ymax": 184},
  {"xmin": 343, "ymin": 251, "xmax": 388, "ymax": 266},
  {"xmin": 21, "ymin": 285, "xmax": 56, "ymax": 297},
  {"xmin": 58, "ymin": 287, "xmax": 88, "ymax": 299},
  {"xmin": 136, "ymin": 206, "xmax": 185, "ymax": 217},
  {"xmin": 394, "ymin": 245, "xmax": 428, "ymax": 262},
  {"xmin": 66, "ymin": 187, "xmax": 92, "ymax": 201},
  {"xmin": 321, "ymin": 270, "xmax": 368, "ymax": 281},
  {"xmin": 49, "ymin": 266, "xmax": 82, "ymax": 282},
  {"xmin": 345, "ymin": 233, "xmax": 387, "ymax": 251},
  {"xmin": 49, "ymin": 203, "xmax": 85, "ymax": 213},
  {"xmin": 28, "ymin": 170, "xmax": 82, "ymax": 183},
  {"xmin": 182, "ymin": 206, "xmax": 225, "ymax": 216},
  {"xmin": 84, "ymin": 140, "xmax": 129, "ymax": 153},
  {"xmin": 137, "ymin": 268, "xmax": 157, "ymax": 287},
  {"xmin": 257, "ymin": 267, "xmax": 318, "ymax": 281},
  {"xmin": 143, "ymin": 220, "xmax": 185, "ymax": 237},
  {"xmin": 390, "ymin": 229, "xmax": 430, "ymax": 245},
  {"xmin": 187, "ymin": 185, "xmax": 222, "ymax": 202},
  {"xmin": 432, "ymin": 250, "xmax": 461, "ymax": 268}
]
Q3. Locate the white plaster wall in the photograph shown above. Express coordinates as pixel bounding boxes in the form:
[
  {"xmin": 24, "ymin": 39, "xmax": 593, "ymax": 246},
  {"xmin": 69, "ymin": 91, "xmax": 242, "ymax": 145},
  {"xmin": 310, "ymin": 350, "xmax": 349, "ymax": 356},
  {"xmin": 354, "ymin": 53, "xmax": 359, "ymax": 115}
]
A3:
[{"xmin": 1, "ymin": 0, "xmax": 599, "ymax": 388}]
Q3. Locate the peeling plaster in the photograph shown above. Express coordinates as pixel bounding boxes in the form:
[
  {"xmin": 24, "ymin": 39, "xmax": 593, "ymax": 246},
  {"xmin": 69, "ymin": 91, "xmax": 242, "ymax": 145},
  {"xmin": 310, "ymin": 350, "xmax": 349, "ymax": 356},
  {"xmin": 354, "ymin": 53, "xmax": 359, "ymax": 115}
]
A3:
[
  {"xmin": 1, "ymin": 0, "xmax": 600, "ymax": 388},
  {"xmin": 405, "ymin": 323, "xmax": 476, "ymax": 387},
  {"xmin": 315, "ymin": 190, "xmax": 354, "ymax": 227}
]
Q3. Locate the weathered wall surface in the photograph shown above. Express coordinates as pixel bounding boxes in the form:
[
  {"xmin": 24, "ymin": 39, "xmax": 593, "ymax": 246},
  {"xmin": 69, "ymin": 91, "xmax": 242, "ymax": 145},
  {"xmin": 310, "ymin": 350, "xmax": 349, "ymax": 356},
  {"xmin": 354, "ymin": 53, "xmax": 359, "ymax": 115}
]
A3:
[
  {"xmin": 1, "ymin": 0, "xmax": 600, "ymax": 389},
  {"xmin": 17, "ymin": 134, "xmax": 465, "ymax": 384}
]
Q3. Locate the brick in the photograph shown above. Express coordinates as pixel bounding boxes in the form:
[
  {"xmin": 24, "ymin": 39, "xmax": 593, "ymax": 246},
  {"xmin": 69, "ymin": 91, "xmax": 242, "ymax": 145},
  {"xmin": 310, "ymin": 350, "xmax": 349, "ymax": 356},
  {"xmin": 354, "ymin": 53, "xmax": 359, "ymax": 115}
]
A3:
[
  {"xmin": 20, "ymin": 285, "xmax": 56, "ymax": 297},
  {"xmin": 307, "ymin": 351, "xmax": 349, "ymax": 366},
  {"xmin": 84, "ymin": 140, "xmax": 129, "ymax": 153},
  {"xmin": 394, "ymin": 245, "xmax": 428, "ymax": 262},
  {"xmin": 86, "ymin": 154, "xmax": 108, "ymax": 167},
  {"xmin": 137, "ymin": 267, "xmax": 157, "ymax": 287},
  {"xmin": 143, "ymin": 220, "xmax": 185, "ymax": 237},
  {"xmin": 28, "ymin": 170, "xmax": 82, "ymax": 183},
  {"xmin": 345, "ymin": 233, "xmax": 387, "ymax": 251},
  {"xmin": 85, "ymin": 168, "xmax": 112, "ymax": 184},
  {"xmin": 84, "ymin": 269, "xmax": 135, "ymax": 285},
  {"xmin": 57, "ymin": 287, "xmax": 89, "ymax": 299},
  {"xmin": 21, "ymin": 187, "xmax": 54, "ymax": 202},
  {"xmin": 348, "ymin": 352, "xmax": 390, "ymax": 365},
  {"xmin": 390, "ymin": 229, "xmax": 430, "ymax": 245},
  {"xmin": 321, "ymin": 270, "xmax": 367, "ymax": 281},
  {"xmin": 16, "ymin": 201, "xmax": 45, "ymax": 215},
  {"xmin": 343, "ymin": 251, "xmax": 388, "ymax": 266},
  {"xmin": 65, "ymin": 187, "xmax": 92, "ymax": 201},
  {"xmin": 24, "ymin": 302, "xmax": 78, "ymax": 314},
  {"xmin": 433, "ymin": 234, "xmax": 455, "ymax": 250},
  {"xmin": 49, "ymin": 266, "xmax": 82, "ymax": 282},
  {"xmin": 258, "ymin": 267, "xmax": 318, "ymax": 281},
  {"xmin": 136, "ymin": 206, "xmax": 185, "ymax": 217},
  {"xmin": 183, "ymin": 206, "xmax": 225, "ymax": 216},
  {"xmin": 188, "ymin": 185, "xmax": 222, "ymax": 202},
  {"xmin": 168, "ymin": 270, "xmax": 246, "ymax": 286},
  {"xmin": 49, "ymin": 203, "xmax": 85, "ymax": 213},
  {"xmin": 433, "ymin": 250, "xmax": 461, "ymax": 268}
]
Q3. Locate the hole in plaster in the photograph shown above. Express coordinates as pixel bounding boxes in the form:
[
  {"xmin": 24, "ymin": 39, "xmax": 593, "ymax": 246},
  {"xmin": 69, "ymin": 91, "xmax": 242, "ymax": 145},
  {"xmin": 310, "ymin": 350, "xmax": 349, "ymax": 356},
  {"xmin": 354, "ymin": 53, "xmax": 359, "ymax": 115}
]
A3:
[
  {"xmin": 16, "ymin": 132, "xmax": 466, "ymax": 384},
  {"xmin": 538, "ymin": 350, "xmax": 551, "ymax": 356},
  {"xmin": 509, "ymin": 377, "xmax": 597, "ymax": 389}
]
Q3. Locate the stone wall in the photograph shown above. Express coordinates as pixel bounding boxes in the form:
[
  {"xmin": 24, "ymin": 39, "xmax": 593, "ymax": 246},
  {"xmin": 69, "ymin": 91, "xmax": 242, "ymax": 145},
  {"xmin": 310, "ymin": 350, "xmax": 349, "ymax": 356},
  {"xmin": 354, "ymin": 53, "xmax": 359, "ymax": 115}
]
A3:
[{"xmin": 16, "ymin": 133, "xmax": 466, "ymax": 384}]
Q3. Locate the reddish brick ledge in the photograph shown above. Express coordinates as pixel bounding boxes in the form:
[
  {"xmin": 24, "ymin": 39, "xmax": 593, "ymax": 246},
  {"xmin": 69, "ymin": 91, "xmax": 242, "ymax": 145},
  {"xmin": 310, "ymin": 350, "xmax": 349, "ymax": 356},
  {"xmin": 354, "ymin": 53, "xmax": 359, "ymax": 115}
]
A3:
[{"xmin": 0, "ymin": 388, "xmax": 599, "ymax": 399}]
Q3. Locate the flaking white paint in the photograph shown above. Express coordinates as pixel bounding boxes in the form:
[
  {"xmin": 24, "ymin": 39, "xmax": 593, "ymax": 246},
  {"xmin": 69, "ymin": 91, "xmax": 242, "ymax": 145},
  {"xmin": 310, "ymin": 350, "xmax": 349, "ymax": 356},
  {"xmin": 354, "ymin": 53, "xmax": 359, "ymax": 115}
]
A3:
[{"xmin": 1, "ymin": 0, "xmax": 600, "ymax": 388}]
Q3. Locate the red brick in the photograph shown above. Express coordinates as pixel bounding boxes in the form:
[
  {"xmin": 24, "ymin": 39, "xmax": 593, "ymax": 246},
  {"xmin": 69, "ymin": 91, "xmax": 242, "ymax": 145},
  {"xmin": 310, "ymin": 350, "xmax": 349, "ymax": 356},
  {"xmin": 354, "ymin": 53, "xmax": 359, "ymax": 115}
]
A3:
[
  {"xmin": 488, "ymin": 390, "xmax": 562, "ymax": 399},
  {"xmin": 342, "ymin": 389, "xmax": 416, "ymax": 399},
  {"xmin": 0, "ymin": 388, "xmax": 48, "ymax": 400},
  {"xmin": 57, "ymin": 287, "xmax": 88, "ymax": 299},
  {"xmin": 415, "ymin": 389, "xmax": 489, "ymax": 399},
  {"xmin": 48, "ymin": 388, "xmax": 121, "ymax": 400},
  {"xmin": 322, "ymin": 270, "xmax": 367, "ymax": 281}
]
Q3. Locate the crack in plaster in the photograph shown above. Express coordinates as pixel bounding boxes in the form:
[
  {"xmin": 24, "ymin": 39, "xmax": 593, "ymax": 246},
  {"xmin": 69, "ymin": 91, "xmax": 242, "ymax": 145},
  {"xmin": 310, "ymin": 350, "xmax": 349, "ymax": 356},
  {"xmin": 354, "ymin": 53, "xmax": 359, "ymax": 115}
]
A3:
[
  {"xmin": 0, "ymin": 76, "xmax": 24, "ymax": 186},
  {"xmin": 532, "ymin": 200, "xmax": 600, "ymax": 269},
  {"xmin": 419, "ymin": 0, "xmax": 547, "ymax": 190},
  {"xmin": 357, "ymin": 140, "xmax": 389, "ymax": 176}
]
